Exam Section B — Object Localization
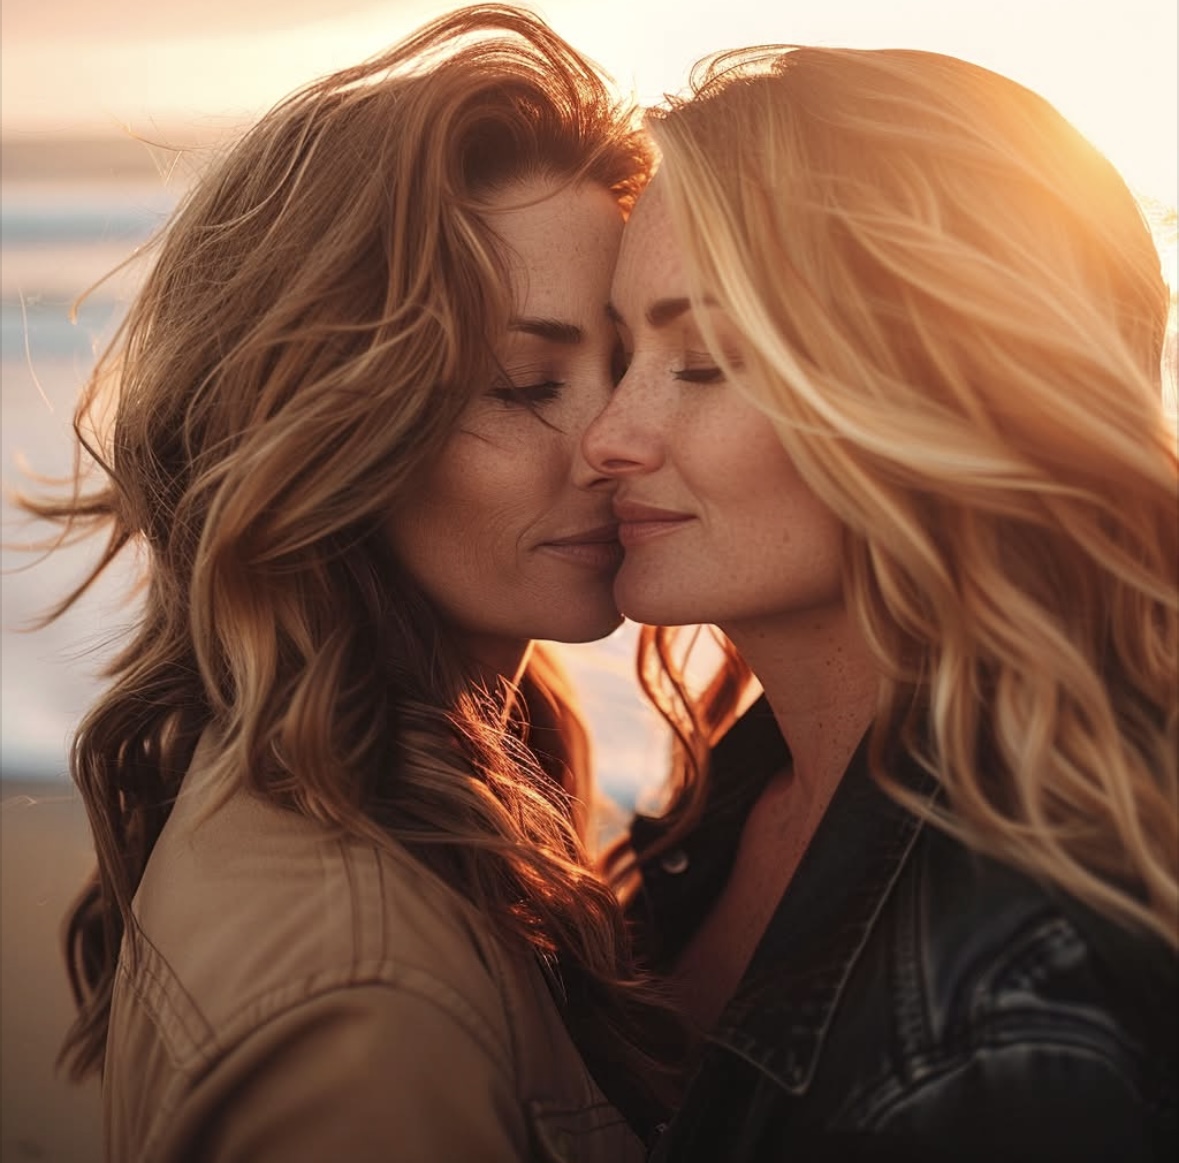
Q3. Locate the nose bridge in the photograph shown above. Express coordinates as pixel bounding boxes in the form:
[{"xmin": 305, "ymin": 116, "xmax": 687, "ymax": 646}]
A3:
[
  {"xmin": 580, "ymin": 360, "xmax": 665, "ymax": 480},
  {"xmin": 569, "ymin": 355, "xmax": 626, "ymax": 490}
]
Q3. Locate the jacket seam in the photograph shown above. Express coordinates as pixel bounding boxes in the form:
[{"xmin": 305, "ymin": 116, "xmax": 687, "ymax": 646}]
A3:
[
  {"xmin": 126, "ymin": 953, "xmax": 511, "ymax": 1080},
  {"xmin": 232, "ymin": 963, "xmax": 507, "ymax": 1071},
  {"xmin": 119, "ymin": 933, "xmax": 217, "ymax": 1067},
  {"xmin": 981, "ymin": 915, "xmax": 1084, "ymax": 1000},
  {"xmin": 337, "ymin": 836, "xmax": 362, "ymax": 975},
  {"xmin": 134, "ymin": 974, "xmax": 514, "ymax": 1162},
  {"xmin": 713, "ymin": 798, "xmax": 937, "ymax": 1096},
  {"xmin": 889, "ymin": 843, "xmax": 929, "ymax": 1064},
  {"xmin": 117, "ymin": 956, "xmax": 223, "ymax": 1163}
]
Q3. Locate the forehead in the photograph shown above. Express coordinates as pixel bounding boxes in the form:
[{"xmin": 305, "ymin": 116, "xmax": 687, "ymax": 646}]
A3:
[
  {"xmin": 611, "ymin": 178, "xmax": 688, "ymax": 312},
  {"xmin": 482, "ymin": 178, "xmax": 623, "ymax": 315}
]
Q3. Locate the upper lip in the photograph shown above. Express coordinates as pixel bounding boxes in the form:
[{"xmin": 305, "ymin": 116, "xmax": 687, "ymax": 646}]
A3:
[
  {"xmin": 612, "ymin": 500, "xmax": 694, "ymax": 523},
  {"xmin": 541, "ymin": 522, "xmax": 621, "ymax": 545}
]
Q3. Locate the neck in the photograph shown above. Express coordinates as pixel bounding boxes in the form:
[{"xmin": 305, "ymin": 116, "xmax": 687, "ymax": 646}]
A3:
[{"xmin": 723, "ymin": 601, "xmax": 877, "ymax": 795}]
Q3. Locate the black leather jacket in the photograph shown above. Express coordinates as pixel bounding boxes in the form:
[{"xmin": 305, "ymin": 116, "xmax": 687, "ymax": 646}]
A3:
[{"xmin": 629, "ymin": 700, "xmax": 1178, "ymax": 1163}]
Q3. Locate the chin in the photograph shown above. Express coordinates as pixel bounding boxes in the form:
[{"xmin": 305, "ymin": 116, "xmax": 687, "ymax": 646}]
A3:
[
  {"xmin": 527, "ymin": 592, "xmax": 623, "ymax": 644},
  {"xmin": 613, "ymin": 573, "xmax": 699, "ymax": 629},
  {"xmin": 545, "ymin": 608, "xmax": 624, "ymax": 644},
  {"xmin": 519, "ymin": 576, "xmax": 622, "ymax": 644}
]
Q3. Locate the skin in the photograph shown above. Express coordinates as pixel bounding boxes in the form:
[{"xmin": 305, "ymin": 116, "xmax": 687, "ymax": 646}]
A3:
[
  {"xmin": 582, "ymin": 178, "xmax": 879, "ymax": 1029},
  {"xmin": 388, "ymin": 177, "xmax": 623, "ymax": 681}
]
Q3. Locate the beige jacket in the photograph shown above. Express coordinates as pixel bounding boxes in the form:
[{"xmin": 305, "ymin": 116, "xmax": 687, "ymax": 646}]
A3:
[{"xmin": 105, "ymin": 740, "xmax": 644, "ymax": 1163}]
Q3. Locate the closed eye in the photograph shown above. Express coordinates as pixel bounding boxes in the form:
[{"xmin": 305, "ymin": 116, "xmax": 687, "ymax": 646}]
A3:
[
  {"xmin": 489, "ymin": 380, "xmax": 564, "ymax": 407},
  {"xmin": 672, "ymin": 347, "xmax": 742, "ymax": 385},
  {"xmin": 672, "ymin": 365, "xmax": 724, "ymax": 384}
]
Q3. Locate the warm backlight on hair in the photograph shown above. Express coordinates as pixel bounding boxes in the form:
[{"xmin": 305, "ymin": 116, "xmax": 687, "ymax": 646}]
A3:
[{"xmin": 2, "ymin": 0, "xmax": 1175, "ymax": 212}]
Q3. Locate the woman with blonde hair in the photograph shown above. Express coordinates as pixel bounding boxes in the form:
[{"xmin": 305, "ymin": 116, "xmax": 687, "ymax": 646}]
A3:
[
  {"xmin": 20, "ymin": 5, "xmax": 681, "ymax": 1158},
  {"xmin": 586, "ymin": 46, "xmax": 1178, "ymax": 1161}
]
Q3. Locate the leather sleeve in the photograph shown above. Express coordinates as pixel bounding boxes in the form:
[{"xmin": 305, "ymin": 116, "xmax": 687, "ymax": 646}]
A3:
[{"xmin": 151, "ymin": 982, "xmax": 527, "ymax": 1163}]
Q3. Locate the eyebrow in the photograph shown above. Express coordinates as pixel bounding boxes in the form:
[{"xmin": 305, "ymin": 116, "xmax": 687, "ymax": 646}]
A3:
[
  {"xmin": 606, "ymin": 296, "xmax": 716, "ymax": 330},
  {"xmin": 509, "ymin": 317, "xmax": 583, "ymax": 344},
  {"xmin": 646, "ymin": 297, "xmax": 693, "ymax": 329}
]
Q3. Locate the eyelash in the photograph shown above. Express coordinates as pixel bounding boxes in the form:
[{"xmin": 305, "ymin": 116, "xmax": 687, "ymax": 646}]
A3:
[
  {"xmin": 672, "ymin": 366, "xmax": 725, "ymax": 385},
  {"xmin": 671, "ymin": 348, "xmax": 740, "ymax": 385},
  {"xmin": 489, "ymin": 380, "xmax": 564, "ymax": 407}
]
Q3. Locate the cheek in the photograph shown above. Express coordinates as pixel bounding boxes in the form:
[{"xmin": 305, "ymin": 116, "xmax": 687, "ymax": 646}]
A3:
[
  {"xmin": 685, "ymin": 404, "xmax": 791, "ymax": 514},
  {"xmin": 457, "ymin": 430, "xmax": 568, "ymax": 537},
  {"xmin": 391, "ymin": 429, "xmax": 563, "ymax": 565},
  {"xmin": 698, "ymin": 411, "xmax": 844, "ymax": 592},
  {"xmin": 741, "ymin": 428, "xmax": 841, "ymax": 542},
  {"xmin": 747, "ymin": 453, "xmax": 846, "ymax": 605}
]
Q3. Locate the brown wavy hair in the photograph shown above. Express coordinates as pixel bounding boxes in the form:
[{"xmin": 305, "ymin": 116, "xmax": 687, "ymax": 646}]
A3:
[
  {"xmin": 627, "ymin": 47, "xmax": 1178, "ymax": 949},
  {"xmin": 17, "ymin": 3, "xmax": 684, "ymax": 1105}
]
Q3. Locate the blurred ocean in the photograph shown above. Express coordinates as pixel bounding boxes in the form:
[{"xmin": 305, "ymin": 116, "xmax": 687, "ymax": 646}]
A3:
[{"xmin": 0, "ymin": 170, "xmax": 669, "ymax": 810}]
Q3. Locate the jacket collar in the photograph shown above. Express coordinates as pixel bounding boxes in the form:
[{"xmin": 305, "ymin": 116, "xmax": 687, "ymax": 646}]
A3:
[
  {"xmin": 630, "ymin": 698, "xmax": 787, "ymax": 972},
  {"xmin": 709, "ymin": 734, "xmax": 939, "ymax": 1096}
]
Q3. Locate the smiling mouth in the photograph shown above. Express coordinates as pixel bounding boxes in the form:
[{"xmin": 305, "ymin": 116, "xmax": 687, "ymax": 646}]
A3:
[
  {"xmin": 612, "ymin": 501, "xmax": 695, "ymax": 548},
  {"xmin": 538, "ymin": 527, "xmax": 624, "ymax": 570},
  {"xmin": 616, "ymin": 516, "xmax": 694, "ymax": 547}
]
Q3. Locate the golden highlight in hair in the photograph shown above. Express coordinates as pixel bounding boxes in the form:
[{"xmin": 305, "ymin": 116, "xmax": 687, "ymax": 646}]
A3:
[{"xmin": 637, "ymin": 47, "xmax": 1178, "ymax": 950}]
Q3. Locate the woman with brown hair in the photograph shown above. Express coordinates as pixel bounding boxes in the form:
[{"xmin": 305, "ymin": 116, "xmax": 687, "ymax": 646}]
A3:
[
  {"xmin": 587, "ymin": 45, "xmax": 1178, "ymax": 1162},
  {"xmin": 21, "ymin": 6, "xmax": 677, "ymax": 1159}
]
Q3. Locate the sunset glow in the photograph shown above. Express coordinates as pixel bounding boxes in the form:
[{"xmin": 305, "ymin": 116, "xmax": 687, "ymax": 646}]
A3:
[{"xmin": 2, "ymin": 0, "xmax": 1176, "ymax": 210}]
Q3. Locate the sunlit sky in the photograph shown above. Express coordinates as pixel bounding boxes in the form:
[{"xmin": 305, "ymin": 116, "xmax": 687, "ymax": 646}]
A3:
[{"xmin": 2, "ymin": 0, "xmax": 1176, "ymax": 208}]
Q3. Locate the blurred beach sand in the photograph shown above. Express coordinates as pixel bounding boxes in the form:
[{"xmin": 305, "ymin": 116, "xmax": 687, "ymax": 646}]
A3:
[{"xmin": 1, "ymin": 780, "xmax": 102, "ymax": 1161}]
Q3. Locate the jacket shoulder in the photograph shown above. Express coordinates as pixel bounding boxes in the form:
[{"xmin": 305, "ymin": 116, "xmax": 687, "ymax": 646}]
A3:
[
  {"xmin": 908, "ymin": 828, "xmax": 1173, "ymax": 1061},
  {"xmin": 123, "ymin": 771, "xmax": 517, "ymax": 1072},
  {"xmin": 839, "ymin": 828, "xmax": 1179, "ymax": 1155}
]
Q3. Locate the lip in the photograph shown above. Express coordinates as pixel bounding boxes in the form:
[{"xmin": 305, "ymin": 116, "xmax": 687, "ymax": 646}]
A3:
[
  {"xmin": 612, "ymin": 500, "xmax": 695, "ymax": 548},
  {"xmin": 537, "ymin": 523, "xmax": 623, "ymax": 570}
]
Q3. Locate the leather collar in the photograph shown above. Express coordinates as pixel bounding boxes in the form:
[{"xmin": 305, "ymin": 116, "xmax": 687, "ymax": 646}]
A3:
[{"xmin": 711, "ymin": 735, "xmax": 939, "ymax": 1096}]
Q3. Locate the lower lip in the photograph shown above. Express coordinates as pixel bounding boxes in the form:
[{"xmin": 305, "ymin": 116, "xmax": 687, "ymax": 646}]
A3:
[
  {"xmin": 617, "ymin": 518, "xmax": 694, "ymax": 547},
  {"xmin": 538, "ymin": 541, "xmax": 625, "ymax": 569}
]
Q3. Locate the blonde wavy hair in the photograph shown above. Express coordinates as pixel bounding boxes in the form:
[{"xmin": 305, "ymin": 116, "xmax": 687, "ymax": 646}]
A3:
[
  {"xmin": 633, "ymin": 47, "xmax": 1178, "ymax": 950},
  {"xmin": 19, "ymin": 4, "xmax": 684, "ymax": 1099}
]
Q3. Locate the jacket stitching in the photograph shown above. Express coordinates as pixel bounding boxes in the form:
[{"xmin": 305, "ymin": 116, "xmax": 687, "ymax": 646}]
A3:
[
  {"xmin": 713, "ymin": 807, "xmax": 933, "ymax": 1095},
  {"xmin": 119, "ymin": 932, "xmax": 217, "ymax": 1066},
  {"xmin": 889, "ymin": 843, "xmax": 929, "ymax": 1067},
  {"xmin": 337, "ymin": 837, "xmax": 362, "ymax": 976},
  {"xmin": 981, "ymin": 917, "xmax": 1084, "ymax": 997}
]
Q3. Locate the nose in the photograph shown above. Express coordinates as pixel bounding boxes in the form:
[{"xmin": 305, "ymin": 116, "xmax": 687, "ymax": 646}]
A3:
[{"xmin": 580, "ymin": 366, "xmax": 665, "ymax": 482}]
